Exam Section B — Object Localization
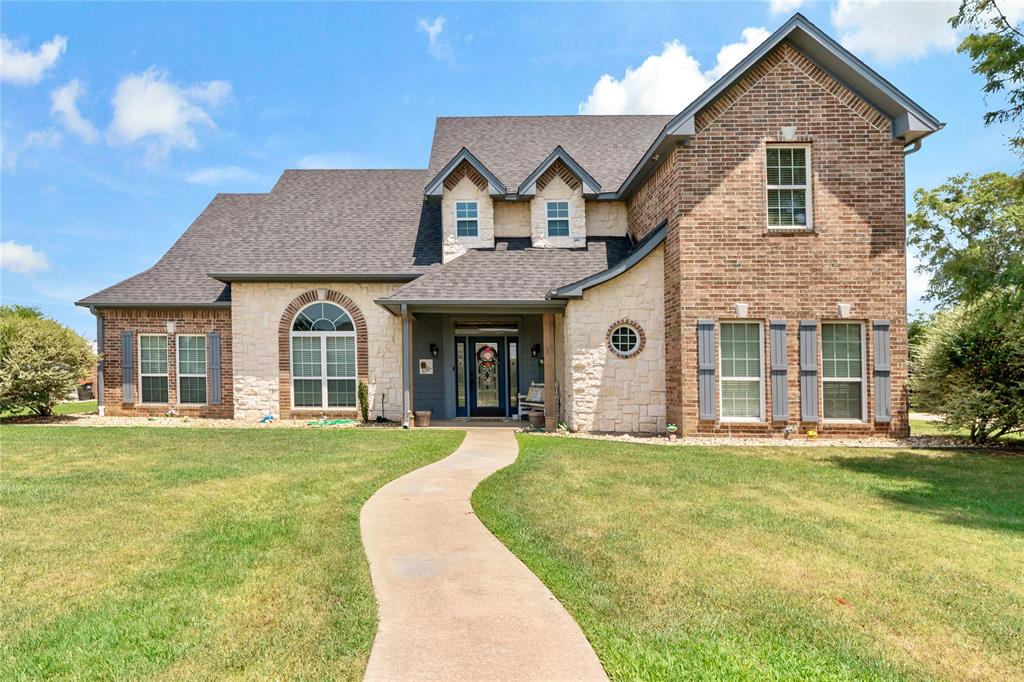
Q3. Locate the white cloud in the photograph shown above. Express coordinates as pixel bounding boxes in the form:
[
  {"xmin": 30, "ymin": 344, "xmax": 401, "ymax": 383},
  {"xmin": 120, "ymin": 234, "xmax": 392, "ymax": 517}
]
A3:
[
  {"xmin": 108, "ymin": 68, "xmax": 232, "ymax": 159},
  {"xmin": 185, "ymin": 165, "xmax": 268, "ymax": 186},
  {"xmin": 1, "ymin": 128, "xmax": 62, "ymax": 172},
  {"xmin": 0, "ymin": 241, "xmax": 50, "ymax": 275},
  {"xmin": 831, "ymin": 0, "xmax": 959, "ymax": 63},
  {"xmin": 770, "ymin": 0, "xmax": 805, "ymax": 14},
  {"xmin": 50, "ymin": 79, "xmax": 98, "ymax": 143},
  {"xmin": 579, "ymin": 27, "xmax": 770, "ymax": 115},
  {"xmin": 295, "ymin": 151, "xmax": 375, "ymax": 169},
  {"xmin": 0, "ymin": 34, "xmax": 66, "ymax": 84},
  {"xmin": 417, "ymin": 16, "xmax": 453, "ymax": 62}
]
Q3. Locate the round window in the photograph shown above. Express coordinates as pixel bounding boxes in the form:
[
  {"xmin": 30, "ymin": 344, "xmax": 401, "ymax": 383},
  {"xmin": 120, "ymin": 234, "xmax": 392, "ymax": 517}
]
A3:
[{"xmin": 608, "ymin": 321, "xmax": 644, "ymax": 357}]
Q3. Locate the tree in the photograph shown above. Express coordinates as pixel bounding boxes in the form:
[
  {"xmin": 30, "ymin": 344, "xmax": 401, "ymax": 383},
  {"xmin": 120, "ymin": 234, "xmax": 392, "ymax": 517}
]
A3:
[
  {"xmin": 953, "ymin": 0, "xmax": 1024, "ymax": 153},
  {"xmin": 0, "ymin": 304, "xmax": 43, "ymax": 319},
  {"xmin": 912, "ymin": 297, "xmax": 1024, "ymax": 443},
  {"xmin": 0, "ymin": 311, "xmax": 97, "ymax": 416},
  {"xmin": 907, "ymin": 171, "xmax": 1023, "ymax": 311}
]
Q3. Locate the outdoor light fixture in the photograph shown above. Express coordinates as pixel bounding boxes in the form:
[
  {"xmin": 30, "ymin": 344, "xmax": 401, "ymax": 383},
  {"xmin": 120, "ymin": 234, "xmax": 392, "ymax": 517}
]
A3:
[
  {"xmin": 531, "ymin": 344, "xmax": 540, "ymax": 358},
  {"xmin": 429, "ymin": 343, "xmax": 439, "ymax": 358}
]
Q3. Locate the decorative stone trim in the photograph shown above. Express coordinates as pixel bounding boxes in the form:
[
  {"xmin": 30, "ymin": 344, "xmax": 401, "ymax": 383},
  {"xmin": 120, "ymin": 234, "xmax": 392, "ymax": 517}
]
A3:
[
  {"xmin": 537, "ymin": 159, "xmax": 581, "ymax": 191},
  {"xmin": 278, "ymin": 289, "xmax": 369, "ymax": 419},
  {"xmin": 607, "ymin": 319, "xmax": 646, "ymax": 358},
  {"xmin": 443, "ymin": 159, "xmax": 488, "ymax": 191}
]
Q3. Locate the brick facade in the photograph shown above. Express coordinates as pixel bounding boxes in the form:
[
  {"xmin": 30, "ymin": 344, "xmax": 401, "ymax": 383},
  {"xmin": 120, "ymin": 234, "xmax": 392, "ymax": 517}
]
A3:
[
  {"xmin": 97, "ymin": 307, "xmax": 233, "ymax": 417},
  {"xmin": 627, "ymin": 42, "xmax": 909, "ymax": 437}
]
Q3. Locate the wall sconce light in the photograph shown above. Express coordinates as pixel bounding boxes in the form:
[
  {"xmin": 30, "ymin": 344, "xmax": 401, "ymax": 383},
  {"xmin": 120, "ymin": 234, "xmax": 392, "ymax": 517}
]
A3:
[
  {"xmin": 166, "ymin": 321, "xmax": 176, "ymax": 334},
  {"xmin": 531, "ymin": 344, "xmax": 541, "ymax": 358},
  {"xmin": 837, "ymin": 303, "xmax": 852, "ymax": 318},
  {"xmin": 429, "ymin": 343, "xmax": 439, "ymax": 358},
  {"xmin": 733, "ymin": 302, "xmax": 749, "ymax": 318}
]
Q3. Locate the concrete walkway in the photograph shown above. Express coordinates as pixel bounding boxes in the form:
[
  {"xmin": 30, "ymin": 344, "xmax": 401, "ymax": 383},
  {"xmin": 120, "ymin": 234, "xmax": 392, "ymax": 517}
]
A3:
[{"xmin": 361, "ymin": 428, "xmax": 607, "ymax": 682}]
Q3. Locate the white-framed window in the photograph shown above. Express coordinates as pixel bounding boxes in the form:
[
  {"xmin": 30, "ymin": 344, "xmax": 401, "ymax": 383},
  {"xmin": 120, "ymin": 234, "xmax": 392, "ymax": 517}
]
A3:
[
  {"xmin": 719, "ymin": 321, "xmax": 764, "ymax": 421},
  {"xmin": 766, "ymin": 144, "xmax": 811, "ymax": 229},
  {"xmin": 455, "ymin": 201, "xmax": 478, "ymax": 237},
  {"xmin": 176, "ymin": 335, "xmax": 207, "ymax": 405},
  {"xmin": 290, "ymin": 302, "xmax": 357, "ymax": 409},
  {"xmin": 546, "ymin": 200, "xmax": 570, "ymax": 237},
  {"xmin": 821, "ymin": 321, "xmax": 866, "ymax": 421},
  {"xmin": 138, "ymin": 334, "xmax": 169, "ymax": 404},
  {"xmin": 608, "ymin": 321, "xmax": 644, "ymax": 358}
]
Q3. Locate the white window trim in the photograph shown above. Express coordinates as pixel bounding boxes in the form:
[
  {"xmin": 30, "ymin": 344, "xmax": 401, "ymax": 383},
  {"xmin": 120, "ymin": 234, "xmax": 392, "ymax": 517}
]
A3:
[
  {"xmin": 718, "ymin": 320, "xmax": 766, "ymax": 423},
  {"xmin": 546, "ymin": 200, "xmax": 571, "ymax": 238},
  {"xmin": 821, "ymin": 321, "xmax": 868, "ymax": 423},
  {"xmin": 455, "ymin": 200, "xmax": 479, "ymax": 238},
  {"xmin": 289, "ymin": 305, "xmax": 359, "ymax": 410},
  {"xmin": 766, "ymin": 143, "xmax": 812, "ymax": 231},
  {"xmin": 176, "ymin": 334, "xmax": 207, "ymax": 406},
  {"xmin": 609, "ymin": 324, "xmax": 641, "ymax": 357},
  {"xmin": 138, "ymin": 333, "xmax": 169, "ymax": 405}
]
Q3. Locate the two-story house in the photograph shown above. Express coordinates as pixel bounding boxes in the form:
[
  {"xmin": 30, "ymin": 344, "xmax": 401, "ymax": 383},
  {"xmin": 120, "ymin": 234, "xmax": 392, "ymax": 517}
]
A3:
[{"xmin": 78, "ymin": 14, "xmax": 941, "ymax": 437}]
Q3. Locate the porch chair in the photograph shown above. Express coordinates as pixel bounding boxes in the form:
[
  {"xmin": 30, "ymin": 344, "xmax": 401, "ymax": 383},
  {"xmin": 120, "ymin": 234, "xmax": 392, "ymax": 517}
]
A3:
[{"xmin": 518, "ymin": 382, "xmax": 545, "ymax": 420}]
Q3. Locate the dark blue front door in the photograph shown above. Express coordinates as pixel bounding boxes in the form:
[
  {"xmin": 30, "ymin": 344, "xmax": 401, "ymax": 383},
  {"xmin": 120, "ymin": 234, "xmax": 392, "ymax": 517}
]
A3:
[{"xmin": 468, "ymin": 337, "xmax": 506, "ymax": 417}]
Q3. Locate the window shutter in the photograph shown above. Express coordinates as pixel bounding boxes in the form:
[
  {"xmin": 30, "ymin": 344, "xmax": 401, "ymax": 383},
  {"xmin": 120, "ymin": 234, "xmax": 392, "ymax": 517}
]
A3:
[
  {"xmin": 770, "ymin": 320, "xmax": 788, "ymax": 421},
  {"xmin": 121, "ymin": 331, "xmax": 134, "ymax": 404},
  {"xmin": 799, "ymin": 320, "xmax": 818, "ymax": 422},
  {"xmin": 697, "ymin": 320, "xmax": 716, "ymax": 421},
  {"xmin": 873, "ymin": 320, "xmax": 891, "ymax": 423},
  {"xmin": 208, "ymin": 331, "xmax": 222, "ymax": 405}
]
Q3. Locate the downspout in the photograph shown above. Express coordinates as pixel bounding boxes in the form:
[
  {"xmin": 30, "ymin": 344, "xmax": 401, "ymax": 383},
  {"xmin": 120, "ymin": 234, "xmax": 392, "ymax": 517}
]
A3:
[
  {"xmin": 903, "ymin": 140, "xmax": 922, "ymax": 156},
  {"xmin": 91, "ymin": 307, "xmax": 105, "ymax": 416}
]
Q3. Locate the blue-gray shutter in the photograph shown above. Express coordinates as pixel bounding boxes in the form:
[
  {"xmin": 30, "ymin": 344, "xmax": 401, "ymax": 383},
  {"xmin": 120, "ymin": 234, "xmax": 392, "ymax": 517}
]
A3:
[
  {"xmin": 799, "ymin": 320, "xmax": 818, "ymax": 422},
  {"xmin": 873, "ymin": 320, "xmax": 891, "ymax": 423},
  {"xmin": 770, "ymin": 320, "xmax": 788, "ymax": 421},
  {"xmin": 208, "ymin": 331, "xmax": 222, "ymax": 405},
  {"xmin": 121, "ymin": 331, "xmax": 134, "ymax": 403},
  {"xmin": 697, "ymin": 320, "xmax": 716, "ymax": 420}
]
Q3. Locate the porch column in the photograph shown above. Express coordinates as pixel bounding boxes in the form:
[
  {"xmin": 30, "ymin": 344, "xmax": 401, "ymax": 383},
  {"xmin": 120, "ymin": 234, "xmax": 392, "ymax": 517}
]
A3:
[
  {"xmin": 401, "ymin": 304, "xmax": 415, "ymax": 428},
  {"xmin": 543, "ymin": 313, "xmax": 556, "ymax": 431}
]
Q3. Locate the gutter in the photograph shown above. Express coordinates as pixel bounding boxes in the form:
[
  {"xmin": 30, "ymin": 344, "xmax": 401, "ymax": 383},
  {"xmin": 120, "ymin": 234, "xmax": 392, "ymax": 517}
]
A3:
[{"xmin": 75, "ymin": 300, "xmax": 232, "ymax": 309}]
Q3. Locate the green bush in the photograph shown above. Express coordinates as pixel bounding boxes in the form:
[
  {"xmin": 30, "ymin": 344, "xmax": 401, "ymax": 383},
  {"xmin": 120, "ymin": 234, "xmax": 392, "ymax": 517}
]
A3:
[
  {"xmin": 911, "ymin": 297, "xmax": 1024, "ymax": 443},
  {"xmin": 358, "ymin": 380, "xmax": 369, "ymax": 422},
  {"xmin": 0, "ymin": 312, "xmax": 97, "ymax": 417}
]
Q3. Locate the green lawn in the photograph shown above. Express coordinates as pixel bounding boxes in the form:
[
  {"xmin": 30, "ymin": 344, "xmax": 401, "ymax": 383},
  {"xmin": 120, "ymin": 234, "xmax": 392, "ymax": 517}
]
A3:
[
  {"xmin": 910, "ymin": 417, "xmax": 1024, "ymax": 442},
  {"xmin": 1, "ymin": 425, "xmax": 463, "ymax": 680},
  {"xmin": 1, "ymin": 400, "xmax": 97, "ymax": 419},
  {"xmin": 474, "ymin": 435, "xmax": 1024, "ymax": 681}
]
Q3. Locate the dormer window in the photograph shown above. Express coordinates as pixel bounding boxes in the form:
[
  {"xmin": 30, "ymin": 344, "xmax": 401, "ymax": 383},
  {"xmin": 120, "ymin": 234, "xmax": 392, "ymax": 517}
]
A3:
[
  {"xmin": 546, "ymin": 201, "xmax": 570, "ymax": 237},
  {"xmin": 766, "ymin": 145, "xmax": 811, "ymax": 230},
  {"xmin": 455, "ymin": 201, "xmax": 478, "ymax": 237}
]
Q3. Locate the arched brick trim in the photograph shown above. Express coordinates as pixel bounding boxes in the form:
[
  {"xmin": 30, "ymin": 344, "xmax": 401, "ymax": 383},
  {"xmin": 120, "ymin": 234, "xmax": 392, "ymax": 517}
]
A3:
[
  {"xmin": 278, "ymin": 290, "xmax": 369, "ymax": 418},
  {"xmin": 607, "ymin": 319, "xmax": 646, "ymax": 358}
]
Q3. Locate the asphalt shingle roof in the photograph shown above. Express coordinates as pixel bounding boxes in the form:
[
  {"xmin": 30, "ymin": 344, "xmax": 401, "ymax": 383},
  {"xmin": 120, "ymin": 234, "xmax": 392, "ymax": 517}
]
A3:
[
  {"xmin": 427, "ymin": 115, "xmax": 672, "ymax": 192},
  {"xmin": 380, "ymin": 237, "xmax": 635, "ymax": 302}
]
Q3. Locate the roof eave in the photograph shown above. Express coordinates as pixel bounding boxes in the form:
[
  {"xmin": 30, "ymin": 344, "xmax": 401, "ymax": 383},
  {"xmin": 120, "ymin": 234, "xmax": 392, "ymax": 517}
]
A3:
[
  {"xmin": 374, "ymin": 298, "xmax": 566, "ymax": 315},
  {"xmin": 74, "ymin": 300, "xmax": 232, "ymax": 309},
  {"xmin": 517, "ymin": 145, "xmax": 602, "ymax": 197},
  {"xmin": 423, "ymin": 147, "xmax": 507, "ymax": 198},
  {"xmin": 209, "ymin": 272, "xmax": 422, "ymax": 284}
]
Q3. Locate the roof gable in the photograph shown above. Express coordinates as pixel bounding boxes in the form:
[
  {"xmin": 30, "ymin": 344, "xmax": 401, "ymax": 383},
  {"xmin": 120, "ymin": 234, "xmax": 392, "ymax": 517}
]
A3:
[
  {"xmin": 424, "ymin": 147, "xmax": 506, "ymax": 197},
  {"xmin": 518, "ymin": 146, "xmax": 601, "ymax": 197}
]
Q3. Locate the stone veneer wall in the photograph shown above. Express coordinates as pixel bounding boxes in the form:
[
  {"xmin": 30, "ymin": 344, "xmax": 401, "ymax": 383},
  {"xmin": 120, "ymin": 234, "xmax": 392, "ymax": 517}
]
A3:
[
  {"xmin": 493, "ymin": 201, "xmax": 531, "ymax": 238},
  {"xmin": 530, "ymin": 174, "xmax": 586, "ymax": 248},
  {"xmin": 441, "ymin": 173, "xmax": 494, "ymax": 262},
  {"xmin": 231, "ymin": 282, "xmax": 403, "ymax": 421},
  {"xmin": 585, "ymin": 200, "xmax": 628, "ymax": 236},
  {"xmin": 626, "ymin": 41, "xmax": 909, "ymax": 437},
  {"xmin": 562, "ymin": 244, "xmax": 666, "ymax": 433},
  {"xmin": 97, "ymin": 307, "xmax": 234, "ymax": 417}
]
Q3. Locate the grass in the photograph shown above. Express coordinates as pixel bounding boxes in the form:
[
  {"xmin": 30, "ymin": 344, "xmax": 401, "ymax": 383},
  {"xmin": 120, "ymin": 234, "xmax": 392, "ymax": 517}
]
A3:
[
  {"xmin": 473, "ymin": 435, "xmax": 1024, "ymax": 681},
  {"xmin": 909, "ymin": 417, "xmax": 1023, "ymax": 442},
  {"xmin": 1, "ymin": 400, "xmax": 97, "ymax": 419},
  {"xmin": 1, "ymin": 425, "xmax": 463, "ymax": 680}
]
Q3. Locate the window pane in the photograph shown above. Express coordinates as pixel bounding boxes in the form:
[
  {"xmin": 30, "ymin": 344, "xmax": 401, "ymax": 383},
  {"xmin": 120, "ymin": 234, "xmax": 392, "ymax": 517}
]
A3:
[
  {"xmin": 456, "ymin": 341, "xmax": 466, "ymax": 408},
  {"xmin": 457, "ymin": 219, "xmax": 478, "ymax": 237},
  {"xmin": 293, "ymin": 379, "xmax": 322, "ymax": 407},
  {"xmin": 547, "ymin": 201, "xmax": 569, "ymax": 218},
  {"xmin": 140, "ymin": 336, "xmax": 168, "ymax": 374},
  {"xmin": 179, "ymin": 376, "xmax": 206, "ymax": 404},
  {"xmin": 720, "ymin": 322, "xmax": 760, "ymax": 378},
  {"xmin": 767, "ymin": 147, "xmax": 807, "ymax": 188},
  {"xmin": 548, "ymin": 219, "xmax": 569, "ymax": 237},
  {"xmin": 456, "ymin": 201, "xmax": 477, "ymax": 219},
  {"xmin": 141, "ymin": 375, "xmax": 168, "ymax": 403},
  {"xmin": 824, "ymin": 381, "xmax": 862, "ymax": 419},
  {"xmin": 292, "ymin": 336, "xmax": 321, "ymax": 377},
  {"xmin": 327, "ymin": 379, "xmax": 356, "ymax": 407},
  {"xmin": 822, "ymin": 323, "xmax": 862, "ymax": 378},
  {"xmin": 327, "ymin": 336, "xmax": 356, "ymax": 377},
  {"xmin": 767, "ymin": 189, "xmax": 806, "ymax": 226},
  {"xmin": 178, "ymin": 336, "xmax": 206, "ymax": 375},
  {"xmin": 722, "ymin": 380, "xmax": 760, "ymax": 418}
]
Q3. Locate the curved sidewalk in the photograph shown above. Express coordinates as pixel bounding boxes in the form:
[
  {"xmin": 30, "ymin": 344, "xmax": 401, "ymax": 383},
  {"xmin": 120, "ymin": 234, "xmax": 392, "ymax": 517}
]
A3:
[{"xmin": 361, "ymin": 427, "xmax": 607, "ymax": 682}]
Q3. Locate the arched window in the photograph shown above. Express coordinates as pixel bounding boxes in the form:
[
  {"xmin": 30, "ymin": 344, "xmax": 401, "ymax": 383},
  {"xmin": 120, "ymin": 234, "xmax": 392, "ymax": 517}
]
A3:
[{"xmin": 290, "ymin": 302, "xmax": 357, "ymax": 408}]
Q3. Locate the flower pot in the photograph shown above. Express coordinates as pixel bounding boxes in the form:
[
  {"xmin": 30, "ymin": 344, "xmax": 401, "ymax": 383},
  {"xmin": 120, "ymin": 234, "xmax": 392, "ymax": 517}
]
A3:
[
  {"xmin": 528, "ymin": 413, "xmax": 545, "ymax": 428},
  {"xmin": 414, "ymin": 410, "xmax": 432, "ymax": 427}
]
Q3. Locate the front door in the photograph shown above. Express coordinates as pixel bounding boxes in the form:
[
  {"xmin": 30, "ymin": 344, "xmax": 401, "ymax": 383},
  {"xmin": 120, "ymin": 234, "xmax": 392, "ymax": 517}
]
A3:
[{"xmin": 468, "ymin": 337, "xmax": 506, "ymax": 417}]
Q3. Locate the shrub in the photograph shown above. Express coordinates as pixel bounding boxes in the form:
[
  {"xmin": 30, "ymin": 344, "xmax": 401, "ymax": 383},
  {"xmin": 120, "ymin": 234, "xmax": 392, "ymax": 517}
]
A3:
[
  {"xmin": 911, "ymin": 297, "xmax": 1024, "ymax": 443},
  {"xmin": 0, "ymin": 312, "xmax": 97, "ymax": 416},
  {"xmin": 358, "ymin": 380, "xmax": 369, "ymax": 422}
]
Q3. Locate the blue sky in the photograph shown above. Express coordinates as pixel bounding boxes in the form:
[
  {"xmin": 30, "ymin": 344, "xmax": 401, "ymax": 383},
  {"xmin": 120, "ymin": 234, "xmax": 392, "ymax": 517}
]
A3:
[{"xmin": 2, "ymin": 1, "xmax": 1021, "ymax": 339}]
